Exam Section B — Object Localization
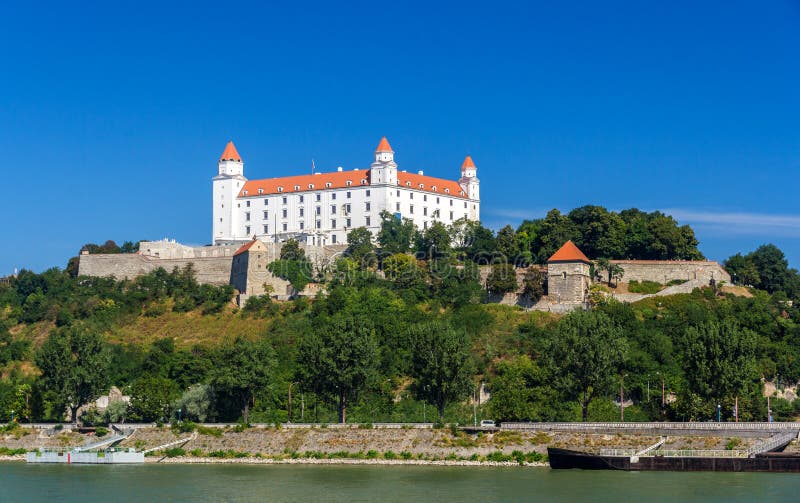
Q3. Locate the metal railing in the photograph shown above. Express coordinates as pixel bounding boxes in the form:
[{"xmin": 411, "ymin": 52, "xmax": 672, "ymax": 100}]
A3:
[
  {"xmin": 745, "ymin": 431, "xmax": 797, "ymax": 456},
  {"xmin": 502, "ymin": 422, "xmax": 800, "ymax": 432},
  {"xmin": 599, "ymin": 448, "xmax": 747, "ymax": 458}
]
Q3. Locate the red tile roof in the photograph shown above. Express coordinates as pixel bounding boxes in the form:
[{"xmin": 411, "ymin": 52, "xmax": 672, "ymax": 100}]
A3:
[
  {"xmin": 375, "ymin": 137, "xmax": 393, "ymax": 152},
  {"xmin": 239, "ymin": 169, "xmax": 469, "ymax": 199},
  {"xmin": 461, "ymin": 155, "xmax": 476, "ymax": 169},
  {"xmin": 233, "ymin": 239, "xmax": 258, "ymax": 256},
  {"xmin": 220, "ymin": 141, "xmax": 242, "ymax": 162},
  {"xmin": 548, "ymin": 240, "xmax": 591, "ymax": 263}
]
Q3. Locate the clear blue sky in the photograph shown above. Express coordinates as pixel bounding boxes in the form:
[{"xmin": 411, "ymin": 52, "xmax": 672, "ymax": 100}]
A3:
[{"xmin": 1, "ymin": 1, "xmax": 798, "ymax": 273}]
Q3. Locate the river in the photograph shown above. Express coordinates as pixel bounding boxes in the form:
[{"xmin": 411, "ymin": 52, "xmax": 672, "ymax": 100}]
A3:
[{"xmin": 1, "ymin": 463, "xmax": 798, "ymax": 502}]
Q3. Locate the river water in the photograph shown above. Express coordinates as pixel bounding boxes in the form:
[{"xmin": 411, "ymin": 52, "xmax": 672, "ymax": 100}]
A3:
[{"xmin": 2, "ymin": 463, "xmax": 799, "ymax": 502}]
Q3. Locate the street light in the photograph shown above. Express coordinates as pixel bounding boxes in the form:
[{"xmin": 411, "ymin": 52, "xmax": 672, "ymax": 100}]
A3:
[
  {"xmin": 177, "ymin": 408, "xmax": 182, "ymax": 423},
  {"xmin": 10, "ymin": 410, "xmax": 14, "ymax": 423},
  {"xmin": 716, "ymin": 403, "xmax": 721, "ymax": 423}
]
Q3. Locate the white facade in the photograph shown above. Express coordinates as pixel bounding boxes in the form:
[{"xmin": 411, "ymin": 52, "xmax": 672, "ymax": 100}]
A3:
[{"xmin": 212, "ymin": 138, "xmax": 480, "ymax": 246}]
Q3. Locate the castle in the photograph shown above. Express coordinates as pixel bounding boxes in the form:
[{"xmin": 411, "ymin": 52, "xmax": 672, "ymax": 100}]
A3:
[
  {"xmin": 213, "ymin": 137, "xmax": 480, "ymax": 246},
  {"xmin": 77, "ymin": 136, "xmax": 731, "ymax": 308}
]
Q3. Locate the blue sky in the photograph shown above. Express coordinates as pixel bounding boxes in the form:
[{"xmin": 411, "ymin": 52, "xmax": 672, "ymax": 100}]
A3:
[{"xmin": 1, "ymin": 1, "xmax": 798, "ymax": 273}]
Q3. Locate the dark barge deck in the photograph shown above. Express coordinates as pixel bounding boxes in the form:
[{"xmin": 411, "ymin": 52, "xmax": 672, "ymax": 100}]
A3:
[{"xmin": 548, "ymin": 447, "xmax": 800, "ymax": 472}]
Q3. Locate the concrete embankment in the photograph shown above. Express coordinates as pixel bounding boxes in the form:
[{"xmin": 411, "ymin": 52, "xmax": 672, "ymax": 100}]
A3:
[{"xmin": 2, "ymin": 423, "xmax": 783, "ymax": 465}]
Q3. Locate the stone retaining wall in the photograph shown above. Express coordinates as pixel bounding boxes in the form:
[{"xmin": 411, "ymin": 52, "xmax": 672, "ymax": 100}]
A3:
[
  {"xmin": 610, "ymin": 260, "xmax": 730, "ymax": 285},
  {"xmin": 78, "ymin": 254, "xmax": 233, "ymax": 286}
]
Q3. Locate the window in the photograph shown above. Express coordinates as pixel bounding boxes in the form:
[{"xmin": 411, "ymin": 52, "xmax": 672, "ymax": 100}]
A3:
[
  {"xmin": 366, "ymin": 190, "xmax": 371, "ymax": 197},
  {"xmin": 258, "ymin": 188, "xmax": 264, "ymax": 194},
  {"xmin": 325, "ymin": 182, "xmax": 332, "ymax": 188},
  {"xmin": 419, "ymin": 183, "xmax": 424, "ymax": 189},
  {"xmin": 436, "ymin": 197, "xmax": 440, "ymax": 204},
  {"xmin": 424, "ymin": 221, "xmax": 428, "ymax": 229},
  {"xmin": 445, "ymin": 188, "xmax": 450, "ymax": 194},
  {"xmin": 450, "ymin": 200, "xmax": 453, "ymax": 206},
  {"xmin": 263, "ymin": 225, "xmax": 269, "ymax": 233},
  {"xmin": 423, "ymin": 207, "xmax": 427, "ymax": 216},
  {"xmin": 264, "ymin": 199, "xmax": 268, "ymax": 205},
  {"xmin": 563, "ymin": 271, "xmax": 567, "ymax": 279},
  {"xmin": 366, "ymin": 216, "xmax": 371, "ymax": 226},
  {"xmin": 410, "ymin": 205, "xmax": 414, "ymax": 214},
  {"xmin": 299, "ymin": 195, "xmax": 304, "ymax": 203},
  {"xmin": 316, "ymin": 220, "xmax": 321, "ymax": 229},
  {"xmin": 345, "ymin": 203, "xmax": 351, "ymax": 213},
  {"xmin": 308, "ymin": 184, "xmax": 314, "ymax": 189},
  {"xmin": 346, "ymin": 218, "xmax": 351, "ymax": 227},
  {"xmin": 263, "ymin": 211, "xmax": 268, "ymax": 219},
  {"xmin": 316, "ymin": 206, "xmax": 321, "ymax": 215},
  {"xmin": 332, "ymin": 219, "xmax": 337, "ymax": 228},
  {"xmin": 243, "ymin": 191, "xmax": 248, "ymax": 196},
  {"xmin": 346, "ymin": 181, "xmax": 352, "ymax": 187},
  {"xmin": 405, "ymin": 181, "xmax": 411, "ymax": 187},
  {"xmin": 423, "ymin": 195, "xmax": 427, "ymax": 202},
  {"xmin": 332, "ymin": 235, "xmax": 337, "ymax": 244},
  {"xmin": 346, "ymin": 191, "xmax": 351, "ymax": 198},
  {"xmin": 432, "ymin": 186, "xmax": 437, "ymax": 192},
  {"xmin": 282, "ymin": 209, "xmax": 287, "ymax": 218},
  {"xmin": 283, "ymin": 223, "xmax": 287, "ymax": 231},
  {"xmin": 365, "ymin": 202, "xmax": 371, "ymax": 211},
  {"xmin": 245, "ymin": 226, "xmax": 250, "ymax": 234},
  {"xmin": 294, "ymin": 185, "xmax": 300, "ymax": 190},
  {"xmin": 464, "ymin": 202, "xmax": 467, "ymax": 208},
  {"xmin": 331, "ymin": 205, "xmax": 336, "ymax": 214},
  {"xmin": 300, "ymin": 222, "xmax": 304, "ymax": 230},
  {"xmin": 246, "ymin": 200, "xmax": 251, "ymax": 207},
  {"xmin": 278, "ymin": 187, "xmax": 283, "ymax": 192},
  {"xmin": 450, "ymin": 211, "xmax": 454, "ymax": 220},
  {"xmin": 282, "ymin": 197, "xmax": 288, "ymax": 205},
  {"xmin": 396, "ymin": 203, "xmax": 400, "ymax": 211},
  {"xmin": 245, "ymin": 212, "xmax": 250, "ymax": 221},
  {"xmin": 316, "ymin": 193, "xmax": 321, "ymax": 202},
  {"xmin": 299, "ymin": 208, "xmax": 304, "ymax": 217},
  {"xmin": 396, "ymin": 190, "xmax": 400, "ymax": 196},
  {"xmin": 410, "ymin": 192, "xmax": 413, "ymax": 200},
  {"xmin": 360, "ymin": 178, "xmax": 367, "ymax": 184},
  {"xmin": 332, "ymin": 192, "xmax": 337, "ymax": 200}
]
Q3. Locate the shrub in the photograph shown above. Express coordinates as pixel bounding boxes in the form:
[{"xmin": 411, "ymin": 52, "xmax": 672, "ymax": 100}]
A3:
[
  {"xmin": 95, "ymin": 427, "xmax": 109, "ymax": 437},
  {"xmin": 358, "ymin": 423, "xmax": 373, "ymax": 429},
  {"xmin": 383, "ymin": 450, "xmax": 397, "ymax": 460},
  {"xmin": 189, "ymin": 449, "xmax": 204, "ymax": 457},
  {"xmin": 725, "ymin": 438, "xmax": 742, "ymax": 450},
  {"xmin": 196, "ymin": 425, "xmax": 223, "ymax": 437},
  {"xmin": 172, "ymin": 421, "xmax": 197, "ymax": 434},
  {"xmin": 366, "ymin": 450, "xmax": 379, "ymax": 459},
  {"xmin": 164, "ymin": 447, "xmax": 186, "ymax": 457},
  {"xmin": 628, "ymin": 280, "xmax": 663, "ymax": 294},
  {"xmin": 485, "ymin": 451, "xmax": 512, "ymax": 462},
  {"xmin": 0, "ymin": 447, "xmax": 27, "ymax": 455},
  {"xmin": 400, "ymin": 451, "xmax": 413, "ymax": 460},
  {"xmin": 232, "ymin": 422, "xmax": 250, "ymax": 433}
]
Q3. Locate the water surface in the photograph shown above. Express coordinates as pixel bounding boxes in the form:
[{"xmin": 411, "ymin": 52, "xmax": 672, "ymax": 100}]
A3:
[{"xmin": 2, "ymin": 462, "xmax": 799, "ymax": 502}]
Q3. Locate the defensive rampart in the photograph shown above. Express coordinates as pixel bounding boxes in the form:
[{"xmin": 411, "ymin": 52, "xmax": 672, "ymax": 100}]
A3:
[
  {"xmin": 610, "ymin": 260, "xmax": 730, "ymax": 285},
  {"xmin": 78, "ymin": 253, "xmax": 233, "ymax": 285}
]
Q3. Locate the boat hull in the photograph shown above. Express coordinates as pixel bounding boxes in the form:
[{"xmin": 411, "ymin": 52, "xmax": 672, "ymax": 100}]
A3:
[{"xmin": 547, "ymin": 448, "xmax": 800, "ymax": 473}]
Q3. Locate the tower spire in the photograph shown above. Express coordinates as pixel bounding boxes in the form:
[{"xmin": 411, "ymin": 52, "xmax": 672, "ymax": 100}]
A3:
[{"xmin": 219, "ymin": 141, "xmax": 242, "ymax": 162}]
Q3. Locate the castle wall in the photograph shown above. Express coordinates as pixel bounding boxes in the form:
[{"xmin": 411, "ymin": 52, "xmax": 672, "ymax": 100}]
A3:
[
  {"xmin": 610, "ymin": 260, "xmax": 730, "ymax": 285},
  {"xmin": 78, "ymin": 254, "xmax": 233, "ymax": 286}
]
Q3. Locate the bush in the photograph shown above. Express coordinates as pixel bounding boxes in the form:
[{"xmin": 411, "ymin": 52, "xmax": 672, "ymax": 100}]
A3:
[
  {"xmin": 485, "ymin": 451, "xmax": 513, "ymax": 462},
  {"xmin": 358, "ymin": 423, "xmax": 373, "ymax": 429},
  {"xmin": 172, "ymin": 421, "xmax": 197, "ymax": 434},
  {"xmin": 366, "ymin": 450, "xmax": 379, "ymax": 459},
  {"xmin": 628, "ymin": 280, "xmax": 663, "ymax": 294},
  {"xmin": 164, "ymin": 447, "xmax": 186, "ymax": 457},
  {"xmin": 196, "ymin": 425, "xmax": 223, "ymax": 437},
  {"xmin": 189, "ymin": 449, "xmax": 204, "ymax": 457},
  {"xmin": 400, "ymin": 451, "xmax": 413, "ymax": 460},
  {"xmin": 383, "ymin": 450, "xmax": 397, "ymax": 460},
  {"xmin": 725, "ymin": 438, "xmax": 742, "ymax": 450},
  {"xmin": 95, "ymin": 426, "xmax": 109, "ymax": 437},
  {"xmin": 0, "ymin": 447, "xmax": 27, "ymax": 455}
]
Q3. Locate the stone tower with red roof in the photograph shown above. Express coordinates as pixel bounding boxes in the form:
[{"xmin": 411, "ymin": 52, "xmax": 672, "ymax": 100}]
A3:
[{"xmin": 547, "ymin": 240, "xmax": 592, "ymax": 305}]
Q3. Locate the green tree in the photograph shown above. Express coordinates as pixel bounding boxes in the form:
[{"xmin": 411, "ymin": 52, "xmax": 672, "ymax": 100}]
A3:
[
  {"xmin": 495, "ymin": 225, "xmax": 519, "ymax": 262},
  {"xmin": 409, "ymin": 322, "xmax": 474, "ymax": 419},
  {"xmin": 486, "ymin": 263, "xmax": 518, "ymax": 295},
  {"xmin": 279, "ymin": 238, "xmax": 305, "ymax": 261},
  {"xmin": 723, "ymin": 253, "xmax": 761, "ymax": 287},
  {"xmin": 35, "ymin": 325, "xmax": 110, "ymax": 422},
  {"xmin": 533, "ymin": 209, "xmax": 579, "ymax": 263},
  {"xmin": 449, "ymin": 218, "xmax": 496, "ymax": 262},
  {"xmin": 681, "ymin": 319, "xmax": 759, "ymax": 416},
  {"xmin": 548, "ymin": 310, "xmax": 627, "ymax": 421},
  {"xmin": 377, "ymin": 211, "xmax": 416, "ymax": 255},
  {"xmin": 568, "ymin": 205, "xmax": 627, "ymax": 259},
  {"xmin": 128, "ymin": 376, "xmax": 180, "ymax": 422},
  {"xmin": 521, "ymin": 267, "xmax": 545, "ymax": 302},
  {"xmin": 211, "ymin": 337, "xmax": 277, "ymax": 423},
  {"xmin": 172, "ymin": 384, "xmax": 214, "ymax": 423},
  {"xmin": 346, "ymin": 227, "xmax": 377, "ymax": 268},
  {"xmin": 488, "ymin": 356, "xmax": 558, "ymax": 421},
  {"xmin": 416, "ymin": 221, "xmax": 452, "ymax": 261},
  {"xmin": 595, "ymin": 258, "xmax": 625, "ymax": 286},
  {"xmin": 297, "ymin": 313, "xmax": 379, "ymax": 423},
  {"xmin": 748, "ymin": 244, "xmax": 792, "ymax": 294}
]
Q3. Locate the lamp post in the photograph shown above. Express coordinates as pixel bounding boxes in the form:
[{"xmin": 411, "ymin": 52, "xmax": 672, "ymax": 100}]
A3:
[
  {"xmin": 177, "ymin": 408, "xmax": 182, "ymax": 423},
  {"xmin": 716, "ymin": 403, "xmax": 721, "ymax": 422},
  {"xmin": 10, "ymin": 410, "xmax": 14, "ymax": 423}
]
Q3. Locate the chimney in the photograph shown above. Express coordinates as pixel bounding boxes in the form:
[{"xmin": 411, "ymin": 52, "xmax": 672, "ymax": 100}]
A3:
[
  {"xmin": 337, "ymin": 166, "xmax": 343, "ymax": 172},
  {"xmin": 417, "ymin": 170, "xmax": 424, "ymax": 175}
]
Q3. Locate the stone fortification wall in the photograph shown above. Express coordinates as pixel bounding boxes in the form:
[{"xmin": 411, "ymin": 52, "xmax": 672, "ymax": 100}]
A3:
[
  {"xmin": 610, "ymin": 260, "xmax": 730, "ymax": 285},
  {"xmin": 78, "ymin": 253, "xmax": 233, "ymax": 286}
]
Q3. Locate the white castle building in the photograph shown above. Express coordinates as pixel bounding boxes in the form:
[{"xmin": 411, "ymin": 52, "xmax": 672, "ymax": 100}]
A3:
[{"xmin": 212, "ymin": 137, "xmax": 480, "ymax": 246}]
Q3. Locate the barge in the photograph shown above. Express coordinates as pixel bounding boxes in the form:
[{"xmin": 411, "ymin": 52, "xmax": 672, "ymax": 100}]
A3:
[{"xmin": 548, "ymin": 431, "xmax": 800, "ymax": 472}]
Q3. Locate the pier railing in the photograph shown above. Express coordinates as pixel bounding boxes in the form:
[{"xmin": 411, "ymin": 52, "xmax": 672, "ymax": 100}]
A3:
[
  {"xmin": 599, "ymin": 448, "xmax": 747, "ymax": 458},
  {"xmin": 503, "ymin": 422, "xmax": 800, "ymax": 433}
]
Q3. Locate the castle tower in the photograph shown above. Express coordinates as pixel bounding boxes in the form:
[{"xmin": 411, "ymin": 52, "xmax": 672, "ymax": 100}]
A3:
[
  {"xmin": 459, "ymin": 155, "xmax": 480, "ymax": 220},
  {"xmin": 213, "ymin": 141, "xmax": 247, "ymax": 245},
  {"xmin": 370, "ymin": 136, "xmax": 398, "ymax": 185},
  {"xmin": 547, "ymin": 240, "xmax": 591, "ymax": 305}
]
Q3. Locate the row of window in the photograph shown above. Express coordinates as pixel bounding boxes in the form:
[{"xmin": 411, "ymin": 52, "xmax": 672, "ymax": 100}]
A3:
[
  {"xmin": 244, "ymin": 190, "xmax": 372, "ymax": 207},
  {"xmin": 244, "ymin": 180, "xmax": 370, "ymax": 197},
  {"xmin": 394, "ymin": 190, "xmax": 468, "ymax": 208},
  {"xmin": 245, "ymin": 203, "xmax": 369, "ymax": 221},
  {"xmin": 245, "ymin": 216, "xmax": 372, "ymax": 237}
]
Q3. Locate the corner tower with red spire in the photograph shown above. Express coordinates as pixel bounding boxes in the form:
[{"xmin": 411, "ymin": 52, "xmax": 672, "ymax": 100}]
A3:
[
  {"xmin": 459, "ymin": 155, "xmax": 480, "ymax": 219},
  {"xmin": 370, "ymin": 136, "xmax": 398, "ymax": 186},
  {"xmin": 213, "ymin": 141, "xmax": 248, "ymax": 244}
]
